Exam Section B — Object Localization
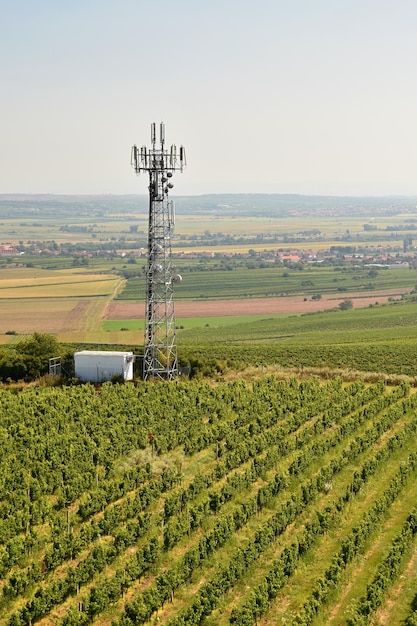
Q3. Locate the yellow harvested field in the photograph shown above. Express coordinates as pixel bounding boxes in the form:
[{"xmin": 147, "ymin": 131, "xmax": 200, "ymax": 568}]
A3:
[
  {"xmin": 0, "ymin": 297, "xmax": 108, "ymax": 338},
  {"xmin": 0, "ymin": 275, "xmax": 121, "ymax": 298},
  {"xmin": 0, "ymin": 267, "xmax": 107, "ymax": 279},
  {"xmin": 172, "ymin": 238, "xmax": 404, "ymax": 255},
  {"xmin": 0, "ymin": 269, "xmax": 125, "ymax": 340}
]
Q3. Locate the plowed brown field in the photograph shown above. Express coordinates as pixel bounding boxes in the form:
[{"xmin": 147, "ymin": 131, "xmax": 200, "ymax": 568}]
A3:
[{"xmin": 104, "ymin": 289, "xmax": 409, "ymax": 320}]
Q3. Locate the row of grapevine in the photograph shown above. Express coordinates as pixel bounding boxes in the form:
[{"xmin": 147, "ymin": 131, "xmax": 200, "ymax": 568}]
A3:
[
  {"xmin": 230, "ymin": 445, "xmax": 417, "ymax": 625},
  {"xmin": 91, "ymin": 388, "xmax": 415, "ymax": 624},
  {"xmin": 165, "ymin": 407, "xmax": 417, "ymax": 626},
  {"xmin": 1, "ymin": 377, "xmax": 416, "ymax": 625},
  {"xmin": 346, "ymin": 508, "xmax": 417, "ymax": 624},
  {"xmin": 9, "ymin": 379, "xmax": 349, "ymax": 624}
]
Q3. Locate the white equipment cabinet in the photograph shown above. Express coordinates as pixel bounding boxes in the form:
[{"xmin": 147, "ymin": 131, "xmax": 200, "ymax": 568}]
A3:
[{"xmin": 74, "ymin": 350, "xmax": 135, "ymax": 383}]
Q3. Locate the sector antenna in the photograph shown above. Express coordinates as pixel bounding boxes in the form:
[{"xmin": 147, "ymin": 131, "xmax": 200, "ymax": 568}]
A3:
[{"xmin": 131, "ymin": 122, "xmax": 186, "ymax": 380}]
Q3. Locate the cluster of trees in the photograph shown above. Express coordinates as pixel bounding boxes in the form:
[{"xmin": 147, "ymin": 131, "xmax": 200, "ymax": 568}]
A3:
[{"xmin": 0, "ymin": 333, "xmax": 74, "ymax": 382}]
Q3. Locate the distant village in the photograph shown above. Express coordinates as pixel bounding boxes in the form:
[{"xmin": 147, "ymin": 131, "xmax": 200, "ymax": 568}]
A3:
[
  {"xmin": 0, "ymin": 240, "xmax": 415, "ymax": 269},
  {"xmin": 169, "ymin": 245, "xmax": 413, "ymax": 269}
]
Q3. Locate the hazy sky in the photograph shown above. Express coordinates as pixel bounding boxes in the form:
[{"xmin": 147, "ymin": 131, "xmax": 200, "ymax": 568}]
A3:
[{"xmin": 2, "ymin": 0, "xmax": 417, "ymax": 196}]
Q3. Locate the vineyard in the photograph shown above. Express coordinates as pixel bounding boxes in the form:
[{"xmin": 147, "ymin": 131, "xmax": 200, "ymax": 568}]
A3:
[
  {"xmin": 177, "ymin": 299, "xmax": 417, "ymax": 378},
  {"xmin": 1, "ymin": 377, "xmax": 417, "ymax": 625}
]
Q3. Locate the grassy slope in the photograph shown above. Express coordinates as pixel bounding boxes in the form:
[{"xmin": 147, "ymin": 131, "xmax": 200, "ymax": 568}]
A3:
[{"xmin": 177, "ymin": 299, "xmax": 417, "ymax": 377}]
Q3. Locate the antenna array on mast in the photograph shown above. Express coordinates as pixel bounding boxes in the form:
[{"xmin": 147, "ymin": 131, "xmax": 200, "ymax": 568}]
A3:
[{"xmin": 131, "ymin": 123, "xmax": 186, "ymax": 380}]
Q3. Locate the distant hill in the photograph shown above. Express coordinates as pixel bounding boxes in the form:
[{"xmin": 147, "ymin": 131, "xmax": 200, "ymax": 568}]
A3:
[
  {"xmin": 0, "ymin": 193, "xmax": 417, "ymax": 218},
  {"xmin": 174, "ymin": 193, "xmax": 417, "ymax": 217}
]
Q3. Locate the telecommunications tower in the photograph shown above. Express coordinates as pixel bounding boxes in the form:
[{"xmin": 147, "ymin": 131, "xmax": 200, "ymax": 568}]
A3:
[{"xmin": 131, "ymin": 122, "xmax": 186, "ymax": 380}]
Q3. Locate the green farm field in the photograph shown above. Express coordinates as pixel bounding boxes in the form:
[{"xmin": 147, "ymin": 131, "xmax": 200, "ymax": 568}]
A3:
[
  {"xmin": 116, "ymin": 263, "xmax": 417, "ymax": 301},
  {"xmin": 102, "ymin": 315, "xmax": 283, "ymax": 332}
]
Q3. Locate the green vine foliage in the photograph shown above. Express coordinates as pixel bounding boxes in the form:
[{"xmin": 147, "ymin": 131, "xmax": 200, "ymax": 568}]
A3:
[{"xmin": 1, "ymin": 377, "xmax": 417, "ymax": 626}]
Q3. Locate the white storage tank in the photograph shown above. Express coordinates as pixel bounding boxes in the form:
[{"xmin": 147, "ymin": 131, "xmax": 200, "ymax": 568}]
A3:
[{"xmin": 74, "ymin": 350, "xmax": 135, "ymax": 383}]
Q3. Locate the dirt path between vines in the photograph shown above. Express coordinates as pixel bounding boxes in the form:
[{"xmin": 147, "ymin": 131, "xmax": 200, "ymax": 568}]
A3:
[{"xmin": 104, "ymin": 289, "xmax": 410, "ymax": 320}]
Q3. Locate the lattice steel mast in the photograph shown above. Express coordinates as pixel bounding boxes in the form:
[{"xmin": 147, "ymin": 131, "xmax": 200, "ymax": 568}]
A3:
[{"xmin": 131, "ymin": 123, "xmax": 186, "ymax": 380}]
